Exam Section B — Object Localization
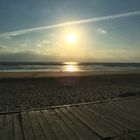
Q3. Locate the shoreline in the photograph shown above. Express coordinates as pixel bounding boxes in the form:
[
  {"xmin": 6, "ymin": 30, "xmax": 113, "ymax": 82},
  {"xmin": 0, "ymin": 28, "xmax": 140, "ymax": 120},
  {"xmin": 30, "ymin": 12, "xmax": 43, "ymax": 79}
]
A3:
[{"xmin": 0, "ymin": 70, "xmax": 140, "ymax": 79}]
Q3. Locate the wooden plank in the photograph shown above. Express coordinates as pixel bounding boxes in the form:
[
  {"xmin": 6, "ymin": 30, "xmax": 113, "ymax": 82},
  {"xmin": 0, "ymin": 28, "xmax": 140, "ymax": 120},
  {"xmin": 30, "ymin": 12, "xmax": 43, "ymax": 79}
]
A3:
[
  {"xmin": 35, "ymin": 110, "xmax": 57, "ymax": 140},
  {"xmin": 114, "ymin": 100, "xmax": 140, "ymax": 117},
  {"xmin": 88, "ymin": 103, "xmax": 129, "ymax": 130},
  {"xmin": 42, "ymin": 109, "xmax": 69, "ymax": 140},
  {"xmin": 112, "ymin": 136, "xmax": 127, "ymax": 140},
  {"xmin": 117, "ymin": 97, "xmax": 140, "ymax": 104},
  {"xmin": 1, "ymin": 114, "xmax": 13, "ymax": 140},
  {"xmin": 104, "ymin": 102, "xmax": 140, "ymax": 129},
  {"xmin": 112, "ymin": 131, "xmax": 140, "ymax": 140},
  {"xmin": 52, "ymin": 109, "xmax": 80, "ymax": 140},
  {"xmin": 55, "ymin": 108, "xmax": 82, "ymax": 140},
  {"xmin": 13, "ymin": 113, "xmax": 23, "ymax": 140},
  {"xmin": 112, "ymin": 134, "xmax": 135, "ymax": 140},
  {"xmin": 73, "ymin": 105, "xmax": 117, "ymax": 138},
  {"xmin": 97, "ymin": 103, "xmax": 140, "ymax": 131},
  {"xmin": 66, "ymin": 106, "xmax": 102, "ymax": 140},
  {"xmin": 28, "ymin": 111, "xmax": 46, "ymax": 140},
  {"xmin": 0, "ymin": 114, "xmax": 5, "ymax": 129},
  {"xmin": 110, "ymin": 101, "xmax": 140, "ymax": 124},
  {"xmin": 92, "ymin": 103, "xmax": 138, "ymax": 131},
  {"xmin": 121, "ymin": 99, "xmax": 140, "ymax": 110},
  {"xmin": 114, "ymin": 100, "xmax": 140, "ymax": 112},
  {"xmin": 128, "ymin": 132, "xmax": 140, "ymax": 140},
  {"xmin": 123, "ymin": 98, "xmax": 140, "ymax": 105},
  {"xmin": 87, "ymin": 104, "xmax": 128, "ymax": 134},
  {"xmin": 21, "ymin": 112, "xmax": 35, "ymax": 140},
  {"xmin": 0, "ymin": 115, "xmax": 5, "ymax": 140},
  {"xmin": 105, "ymin": 102, "xmax": 140, "ymax": 128},
  {"xmin": 107, "ymin": 102, "xmax": 140, "ymax": 123},
  {"xmin": 60, "ymin": 107, "xmax": 101, "ymax": 140}
]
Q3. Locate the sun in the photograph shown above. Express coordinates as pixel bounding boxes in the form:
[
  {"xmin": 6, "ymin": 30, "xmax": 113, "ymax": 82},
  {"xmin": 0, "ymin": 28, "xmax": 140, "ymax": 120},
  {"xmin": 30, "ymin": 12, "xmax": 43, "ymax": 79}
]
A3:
[{"xmin": 66, "ymin": 33, "xmax": 77, "ymax": 44}]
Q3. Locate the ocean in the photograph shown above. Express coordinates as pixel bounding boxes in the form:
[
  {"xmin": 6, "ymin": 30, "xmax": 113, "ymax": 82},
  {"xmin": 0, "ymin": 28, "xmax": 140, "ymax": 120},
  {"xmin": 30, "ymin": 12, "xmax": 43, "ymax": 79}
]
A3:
[{"xmin": 0, "ymin": 62, "xmax": 140, "ymax": 72}]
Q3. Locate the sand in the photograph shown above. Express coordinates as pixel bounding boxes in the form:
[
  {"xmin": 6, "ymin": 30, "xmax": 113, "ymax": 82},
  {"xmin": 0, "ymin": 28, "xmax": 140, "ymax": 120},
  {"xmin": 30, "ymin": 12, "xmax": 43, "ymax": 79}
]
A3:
[
  {"xmin": 0, "ymin": 71, "xmax": 140, "ymax": 112},
  {"xmin": 0, "ymin": 70, "xmax": 140, "ymax": 79}
]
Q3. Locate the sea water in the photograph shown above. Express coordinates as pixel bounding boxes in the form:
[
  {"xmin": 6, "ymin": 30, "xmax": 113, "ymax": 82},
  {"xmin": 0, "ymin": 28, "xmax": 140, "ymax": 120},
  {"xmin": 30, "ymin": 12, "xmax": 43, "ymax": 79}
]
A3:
[{"xmin": 0, "ymin": 62, "xmax": 140, "ymax": 72}]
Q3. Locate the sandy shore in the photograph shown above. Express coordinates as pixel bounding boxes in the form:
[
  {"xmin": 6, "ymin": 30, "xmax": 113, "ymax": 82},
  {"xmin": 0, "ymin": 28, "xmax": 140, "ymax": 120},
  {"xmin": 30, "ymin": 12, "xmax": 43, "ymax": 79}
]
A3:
[
  {"xmin": 0, "ymin": 72, "xmax": 140, "ymax": 112},
  {"xmin": 0, "ymin": 70, "xmax": 140, "ymax": 79}
]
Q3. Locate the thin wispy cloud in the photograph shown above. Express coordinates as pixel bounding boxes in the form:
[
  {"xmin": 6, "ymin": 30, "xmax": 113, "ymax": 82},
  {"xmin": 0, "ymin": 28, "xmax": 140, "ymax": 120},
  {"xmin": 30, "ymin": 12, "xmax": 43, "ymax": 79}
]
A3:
[
  {"xmin": 0, "ymin": 10, "xmax": 140, "ymax": 37},
  {"xmin": 97, "ymin": 28, "xmax": 107, "ymax": 34}
]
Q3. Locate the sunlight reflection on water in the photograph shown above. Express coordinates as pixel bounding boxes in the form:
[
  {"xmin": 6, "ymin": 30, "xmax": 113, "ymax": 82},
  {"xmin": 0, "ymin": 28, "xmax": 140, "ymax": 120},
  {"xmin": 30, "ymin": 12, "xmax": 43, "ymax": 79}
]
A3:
[{"xmin": 62, "ymin": 62, "xmax": 80, "ymax": 72}]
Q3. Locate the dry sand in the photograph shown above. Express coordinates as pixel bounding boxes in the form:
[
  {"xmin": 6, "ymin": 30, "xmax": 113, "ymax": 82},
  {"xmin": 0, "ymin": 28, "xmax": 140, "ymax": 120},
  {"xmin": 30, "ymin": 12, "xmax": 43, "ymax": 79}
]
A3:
[{"xmin": 0, "ymin": 71, "xmax": 140, "ymax": 112}]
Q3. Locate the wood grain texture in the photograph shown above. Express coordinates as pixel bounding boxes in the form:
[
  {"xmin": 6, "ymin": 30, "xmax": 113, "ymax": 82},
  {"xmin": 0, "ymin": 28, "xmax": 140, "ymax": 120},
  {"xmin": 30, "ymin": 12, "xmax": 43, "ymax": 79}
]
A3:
[{"xmin": 0, "ymin": 97, "xmax": 139, "ymax": 140}]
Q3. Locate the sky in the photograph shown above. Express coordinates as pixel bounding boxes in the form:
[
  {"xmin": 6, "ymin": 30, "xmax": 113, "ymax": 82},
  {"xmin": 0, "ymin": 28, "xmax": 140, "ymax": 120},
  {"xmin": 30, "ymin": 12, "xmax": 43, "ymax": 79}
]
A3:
[{"xmin": 0, "ymin": 0, "xmax": 140, "ymax": 62}]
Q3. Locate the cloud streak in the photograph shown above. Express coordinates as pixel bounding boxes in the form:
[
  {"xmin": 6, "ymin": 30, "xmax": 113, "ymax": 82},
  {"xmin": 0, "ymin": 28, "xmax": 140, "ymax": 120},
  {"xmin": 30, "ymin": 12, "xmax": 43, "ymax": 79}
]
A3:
[
  {"xmin": 0, "ymin": 10, "xmax": 140, "ymax": 37},
  {"xmin": 97, "ymin": 28, "xmax": 107, "ymax": 34}
]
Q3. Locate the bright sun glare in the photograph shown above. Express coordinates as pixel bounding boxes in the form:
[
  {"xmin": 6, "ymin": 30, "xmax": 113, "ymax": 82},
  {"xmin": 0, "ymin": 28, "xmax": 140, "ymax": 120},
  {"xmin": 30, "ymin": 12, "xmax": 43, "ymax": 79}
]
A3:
[
  {"xmin": 66, "ymin": 33, "xmax": 76, "ymax": 44},
  {"xmin": 64, "ymin": 64, "xmax": 79, "ymax": 72}
]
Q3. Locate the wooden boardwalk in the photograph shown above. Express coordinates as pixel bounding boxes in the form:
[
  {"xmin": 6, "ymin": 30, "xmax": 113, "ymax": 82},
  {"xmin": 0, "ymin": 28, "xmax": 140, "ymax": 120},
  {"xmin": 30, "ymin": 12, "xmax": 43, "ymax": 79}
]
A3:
[{"xmin": 0, "ymin": 97, "xmax": 140, "ymax": 140}]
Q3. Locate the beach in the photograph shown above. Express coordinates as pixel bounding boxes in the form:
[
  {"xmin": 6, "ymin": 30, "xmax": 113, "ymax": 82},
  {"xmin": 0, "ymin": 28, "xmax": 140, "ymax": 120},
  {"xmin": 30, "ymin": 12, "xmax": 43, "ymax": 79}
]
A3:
[{"xmin": 0, "ymin": 71, "xmax": 140, "ymax": 113}]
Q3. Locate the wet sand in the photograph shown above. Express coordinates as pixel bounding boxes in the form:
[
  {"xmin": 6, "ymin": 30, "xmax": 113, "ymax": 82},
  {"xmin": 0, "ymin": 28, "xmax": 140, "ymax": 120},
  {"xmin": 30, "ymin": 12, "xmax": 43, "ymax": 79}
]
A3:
[
  {"xmin": 0, "ymin": 71, "xmax": 140, "ymax": 112},
  {"xmin": 0, "ymin": 70, "xmax": 140, "ymax": 79}
]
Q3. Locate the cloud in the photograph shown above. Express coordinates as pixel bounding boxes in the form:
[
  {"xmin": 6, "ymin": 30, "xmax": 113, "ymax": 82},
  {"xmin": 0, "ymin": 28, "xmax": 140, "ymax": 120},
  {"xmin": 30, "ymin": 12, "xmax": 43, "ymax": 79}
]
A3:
[
  {"xmin": 0, "ymin": 10, "xmax": 140, "ymax": 38},
  {"xmin": 0, "ymin": 45, "xmax": 14, "ymax": 52},
  {"xmin": 0, "ymin": 45, "xmax": 8, "ymax": 50},
  {"xmin": 97, "ymin": 28, "xmax": 107, "ymax": 34},
  {"xmin": 0, "ymin": 47, "xmax": 140, "ymax": 62},
  {"xmin": 0, "ymin": 50, "xmax": 58, "ymax": 62},
  {"xmin": 87, "ymin": 48, "xmax": 140, "ymax": 62},
  {"xmin": 37, "ymin": 40, "xmax": 53, "ymax": 50},
  {"xmin": 0, "ymin": 45, "xmax": 19, "ymax": 53}
]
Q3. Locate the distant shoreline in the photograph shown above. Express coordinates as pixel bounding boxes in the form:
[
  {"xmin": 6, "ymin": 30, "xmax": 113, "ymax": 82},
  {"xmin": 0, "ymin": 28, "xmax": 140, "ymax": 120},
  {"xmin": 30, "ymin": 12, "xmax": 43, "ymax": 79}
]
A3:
[{"xmin": 0, "ymin": 71, "xmax": 140, "ymax": 79}]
